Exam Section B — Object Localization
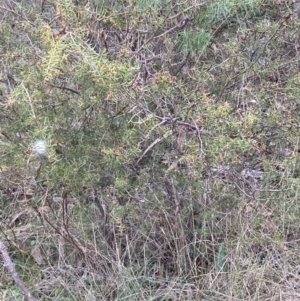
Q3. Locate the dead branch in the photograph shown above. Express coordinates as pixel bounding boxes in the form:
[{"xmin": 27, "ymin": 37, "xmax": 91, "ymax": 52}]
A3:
[
  {"xmin": 134, "ymin": 130, "xmax": 171, "ymax": 167},
  {"xmin": 49, "ymin": 83, "xmax": 80, "ymax": 95},
  {"xmin": 0, "ymin": 240, "xmax": 38, "ymax": 301}
]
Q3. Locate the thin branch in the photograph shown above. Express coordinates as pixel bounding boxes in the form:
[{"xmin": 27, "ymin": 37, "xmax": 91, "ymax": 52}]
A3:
[
  {"xmin": 155, "ymin": 115, "xmax": 213, "ymax": 136},
  {"xmin": 33, "ymin": 207, "xmax": 86, "ymax": 257},
  {"xmin": 1, "ymin": 1, "xmax": 36, "ymax": 27},
  {"xmin": 21, "ymin": 82, "xmax": 36, "ymax": 119},
  {"xmin": 192, "ymin": 118, "xmax": 205, "ymax": 158},
  {"xmin": 49, "ymin": 84, "xmax": 80, "ymax": 95},
  {"xmin": 0, "ymin": 240, "xmax": 38, "ymax": 301},
  {"xmin": 134, "ymin": 130, "xmax": 171, "ymax": 167},
  {"xmin": 173, "ymin": 52, "xmax": 190, "ymax": 76}
]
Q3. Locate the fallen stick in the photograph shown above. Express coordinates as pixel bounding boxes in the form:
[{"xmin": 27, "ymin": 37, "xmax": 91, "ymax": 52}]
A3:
[{"xmin": 0, "ymin": 240, "xmax": 38, "ymax": 301}]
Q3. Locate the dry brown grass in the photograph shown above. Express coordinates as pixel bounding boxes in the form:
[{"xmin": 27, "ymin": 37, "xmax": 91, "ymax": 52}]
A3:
[{"xmin": 1, "ymin": 167, "xmax": 300, "ymax": 301}]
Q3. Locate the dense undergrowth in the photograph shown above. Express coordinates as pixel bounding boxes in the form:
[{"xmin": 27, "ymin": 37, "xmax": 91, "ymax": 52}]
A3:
[{"xmin": 1, "ymin": 0, "xmax": 300, "ymax": 300}]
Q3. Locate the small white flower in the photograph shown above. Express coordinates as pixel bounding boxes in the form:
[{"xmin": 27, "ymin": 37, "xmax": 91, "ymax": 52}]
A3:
[{"xmin": 32, "ymin": 140, "xmax": 47, "ymax": 156}]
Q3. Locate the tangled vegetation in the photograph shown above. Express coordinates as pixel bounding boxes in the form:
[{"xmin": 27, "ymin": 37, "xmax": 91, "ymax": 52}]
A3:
[{"xmin": 1, "ymin": 0, "xmax": 300, "ymax": 300}]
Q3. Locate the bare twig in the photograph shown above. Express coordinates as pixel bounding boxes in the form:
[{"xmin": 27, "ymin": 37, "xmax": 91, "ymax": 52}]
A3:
[
  {"xmin": 0, "ymin": 240, "xmax": 38, "ymax": 301},
  {"xmin": 34, "ymin": 161, "xmax": 43, "ymax": 181},
  {"xmin": 49, "ymin": 83, "xmax": 80, "ymax": 95},
  {"xmin": 192, "ymin": 118, "xmax": 205, "ymax": 157},
  {"xmin": 0, "ymin": 3, "xmax": 36, "ymax": 27},
  {"xmin": 21, "ymin": 82, "xmax": 36, "ymax": 119},
  {"xmin": 33, "ymin": 206, "xmax": 86, "ymax": 257},
  {"xmin": 155, "ymin": 115, "xmax": 213, "ymax": 136},
  {"xmin": 134, "ymin": 130, "xmax": 171, "ymax": 167},
  {"xmin": 89, "ymin": 190, "xmax": 107, "ymax": 235}
]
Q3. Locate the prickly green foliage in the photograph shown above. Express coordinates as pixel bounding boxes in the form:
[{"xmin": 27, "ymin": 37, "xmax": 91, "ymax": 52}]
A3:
[{"xmin": 1, "ymin": 0, "xmax": 300, "ymax": 300}]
